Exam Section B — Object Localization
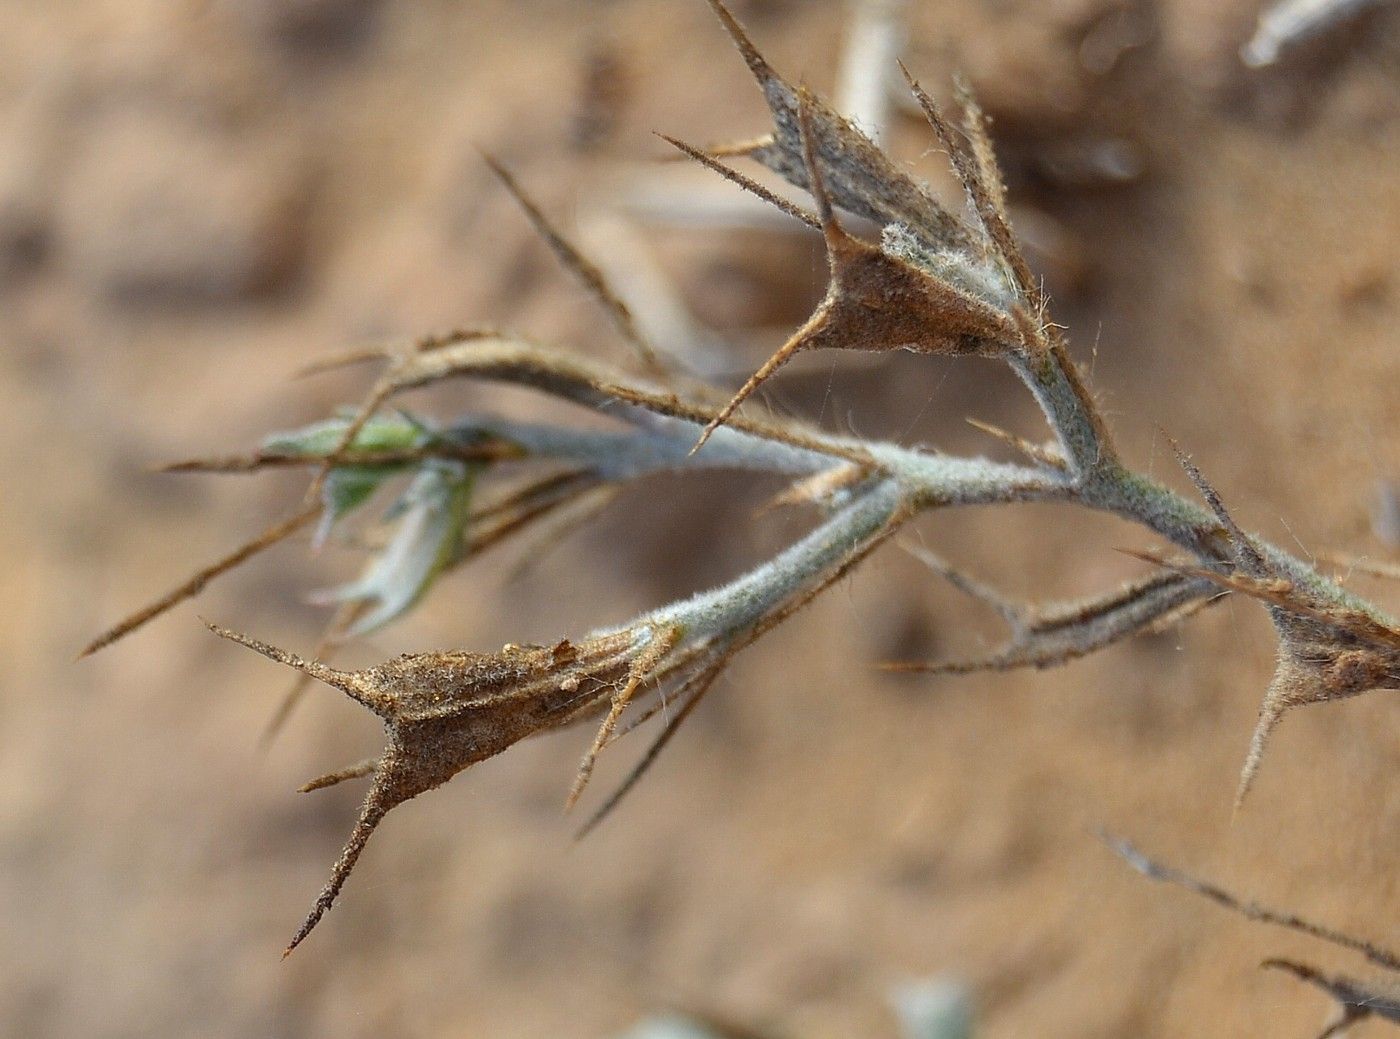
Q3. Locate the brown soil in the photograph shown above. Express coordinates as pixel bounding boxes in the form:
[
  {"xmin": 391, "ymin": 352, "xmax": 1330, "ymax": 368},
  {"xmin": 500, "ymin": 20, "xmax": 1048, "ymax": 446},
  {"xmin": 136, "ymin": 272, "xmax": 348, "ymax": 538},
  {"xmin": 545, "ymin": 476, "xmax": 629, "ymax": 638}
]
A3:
[{"xmin": 2, "ymin": 1, "xmax": 1397, "ymax": 1036}]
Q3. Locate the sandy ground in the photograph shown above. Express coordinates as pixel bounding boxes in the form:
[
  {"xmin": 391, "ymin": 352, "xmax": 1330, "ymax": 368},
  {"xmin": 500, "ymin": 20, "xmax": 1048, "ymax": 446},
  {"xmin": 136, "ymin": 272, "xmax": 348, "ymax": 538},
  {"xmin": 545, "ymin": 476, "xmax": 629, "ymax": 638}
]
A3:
[{"xmin": 2, "ymin": 0, "xmax": 1398, "ymax": 1036}]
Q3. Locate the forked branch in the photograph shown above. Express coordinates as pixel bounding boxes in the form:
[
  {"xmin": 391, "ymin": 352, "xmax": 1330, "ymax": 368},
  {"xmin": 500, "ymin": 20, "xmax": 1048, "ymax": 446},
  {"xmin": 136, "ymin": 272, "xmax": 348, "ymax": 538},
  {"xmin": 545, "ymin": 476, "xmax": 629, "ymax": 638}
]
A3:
[{"xmin": 1108, "ymin": 835, "xmax": 1400, "ymax": 1036}]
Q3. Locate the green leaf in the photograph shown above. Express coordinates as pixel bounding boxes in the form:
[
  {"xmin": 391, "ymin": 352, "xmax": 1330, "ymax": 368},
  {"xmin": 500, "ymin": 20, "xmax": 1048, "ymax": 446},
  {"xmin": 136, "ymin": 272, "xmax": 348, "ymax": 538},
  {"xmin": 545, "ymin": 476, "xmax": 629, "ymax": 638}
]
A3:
[
  {"xmin": 262, "ymin": 411, "xmax": 426, "ymax": 458},
  {"xmin": 311, "ymin": 460, "xmax": 478, "ymax": 635},
  {"xmin": 264, "ymin": 412, "xmax": 434, "ymax": 546}
]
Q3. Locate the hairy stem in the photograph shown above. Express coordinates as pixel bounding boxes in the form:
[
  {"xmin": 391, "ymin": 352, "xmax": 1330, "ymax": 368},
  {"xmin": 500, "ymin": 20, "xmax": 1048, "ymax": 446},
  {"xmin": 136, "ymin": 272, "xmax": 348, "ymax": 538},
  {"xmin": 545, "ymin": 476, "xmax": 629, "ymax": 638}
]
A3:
[{"xmin": 640, "ymin": 479, "xmax": 905, "ymax": 639}]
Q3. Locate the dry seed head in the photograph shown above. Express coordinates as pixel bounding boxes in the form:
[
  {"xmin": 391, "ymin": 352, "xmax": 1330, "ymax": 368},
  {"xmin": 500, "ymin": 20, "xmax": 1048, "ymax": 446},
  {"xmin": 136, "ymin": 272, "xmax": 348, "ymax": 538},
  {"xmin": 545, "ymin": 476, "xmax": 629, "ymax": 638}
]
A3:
[
  {"xmin": 1236, "ymin": 633, "xmax": 1400, "ymax": 807},
  {"xmin": 206, "ymin": 620, "xmax": 672, "ymax": 952},
  {"xmin": 694, "ymin": 87, "xmax": 1023, "ymax": 451},
  {"xmin": 1122, "ymin": 545, "xmax": 1400, "ymax": 805}
]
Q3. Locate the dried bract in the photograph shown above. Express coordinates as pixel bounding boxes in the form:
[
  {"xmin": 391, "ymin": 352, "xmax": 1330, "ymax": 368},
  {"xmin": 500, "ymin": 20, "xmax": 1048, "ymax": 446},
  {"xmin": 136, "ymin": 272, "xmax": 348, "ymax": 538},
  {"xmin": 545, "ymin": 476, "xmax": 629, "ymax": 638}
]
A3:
[
  {"xmin": 704, "ymin": 0, "xmax": 973, "ymax": 253},
  {"xmin": 693, "ymin": 88, "xmax": 1025, "ymax": 450},
  {"xmin": 209, "ymin": 621, "xmax": 680, "ymax": 952}
]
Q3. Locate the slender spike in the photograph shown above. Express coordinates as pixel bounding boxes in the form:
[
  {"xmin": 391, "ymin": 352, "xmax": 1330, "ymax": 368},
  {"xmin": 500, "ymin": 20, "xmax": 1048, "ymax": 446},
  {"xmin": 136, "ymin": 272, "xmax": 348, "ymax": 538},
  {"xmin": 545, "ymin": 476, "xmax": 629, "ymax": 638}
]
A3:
[
  {"xmin": 1165, "ymin": 434, "xmax": 1234, "ymax": 528},
  {"xmin": 162, "ymin": 441, "xmax": 516, "ymax": 476},
  {"xmin": 482, "ymin": 152, "xmax": 665, "ymax": 376},
  {"xmin": 884, "ymin": 569, "xmax": 1216, "ymax": 675},
  {"xmin": 690, "ymin": 310, "xmax": 823, "ymax": 455},
  {"xmin": 903, "ymin": 543, "xmax": 1025, "ymax": 627},
  {"xmin": 797, "ymin": 87, "xmax": 840, "ymax": 243},
  {"xmin": 880, "ymin": 659, "xmax": 963, "ymax": 675},
  {"xmin": 294, "ymin": 329, "xmax": 498, "ymax": 379},
  {"xmin": 1236, "ymin": 695, "xmax": 1285, "ymax": 809},
  {"xmin": 574, "ymin": 659, "xmax": 727, "ymax": 840},
  {"xmin": 966, "ymin": 417, "xmax": 1067, "ymax": 471},
  {"xmin": 1163, "ymin": 432, "xmax": 1266, "ymax": 571},
  {"xmin": 259, "ymin": 600, "xmax": 367, "ymax": 751},
  {"xmin": 299, "ymin": 757, "xmax": 379, "ymax": 793},
  {"xmin": 294, "ymin": 346, "xmax": 394, "ymax": 379},
  {"xmin": 310, "ymin": 333, "xmax": 873, "ymax": 467},
  {"xmin": 705, "ymin": 0, "xmax": 780, "ymax": 88},
  {"xmin": 689, "ymin": 89, "xmax": 840, "ymax": 456},
  {"xmin": 899, "ymin": 63, "xmax": 1038, "ymax": 299},
  {"xmin": 758, "ymin": 462, "xmax": 867, "ymax": 514},
  {"xmin": 688, "ymin": 134, "xmax": 775, "ymax": 160},
  {"xmin": 207, "ymin": 620, "xmax": 393, "ymax": 724},
  {"xmin": 1140, "ymin": 591, "xmax": 1222, "ymax": 636},
  {"xmin": 1121, "ymin": 547, "xmax": 1400, "ymax": 649},
  {"xmin": 414, "ymin": 328, "xmax": 499, "ymax": 354},
  {"xmin": 566, "ymin": 625, "xmax": 682, "ymax": 810},
  {"xmin": 657, "ymin": 133, "xmax": 820, "ymax": 230},
  {"xmin": 462, "ymin": 470, "xmax": 591, "ymax": 524},
  {"xmin": 601, "ymin": 643, "xmax": 717, "ymax": 743},
  {"xmin": 898, "ymin": 63, "xmax": 975, "ymax": 174},
  {"xmin": 1260, "ymin": 960, "xmax": 1395, "ymax": 1034},
  {"xmin": 204, "ymin": 621, "xmax": 357, "ymax": 692},
  {"xmin": 453, "ymin": 479, "xmax": 595, "ymax": 569},
  {"xmin": 285, "ymin": 770, "xmax": 393, "ymax": 956},
  {"xmin": 77, "ymin": 505, "xmax": 320, "ymax": 658},
  {"xmin": 158, "ymin": 452, "xmax": 309, "ymax": 475},
  {"xmin": 952, "ymin": 74, "xmax": 1010, "ymax": 221},
  {"xmin": 1263, "ymin": 957, "xmax": 1364, "ymax": 992}
]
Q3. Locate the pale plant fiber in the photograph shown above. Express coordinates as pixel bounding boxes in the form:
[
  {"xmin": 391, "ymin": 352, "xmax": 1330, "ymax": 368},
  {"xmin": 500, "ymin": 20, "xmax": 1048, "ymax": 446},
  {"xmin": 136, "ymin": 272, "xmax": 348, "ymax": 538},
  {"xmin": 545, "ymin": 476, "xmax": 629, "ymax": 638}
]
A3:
[{"xmin": 82, "ymin": 0, "xmax": 1398, "ymax": 965}]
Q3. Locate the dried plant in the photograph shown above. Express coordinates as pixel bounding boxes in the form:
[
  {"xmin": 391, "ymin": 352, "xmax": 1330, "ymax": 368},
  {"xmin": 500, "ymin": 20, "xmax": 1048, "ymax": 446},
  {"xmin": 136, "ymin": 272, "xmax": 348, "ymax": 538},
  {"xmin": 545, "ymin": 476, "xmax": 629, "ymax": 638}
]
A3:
[{"xmin": 81, "ymin": 0, "xmax": 1398, "ymax": 957}]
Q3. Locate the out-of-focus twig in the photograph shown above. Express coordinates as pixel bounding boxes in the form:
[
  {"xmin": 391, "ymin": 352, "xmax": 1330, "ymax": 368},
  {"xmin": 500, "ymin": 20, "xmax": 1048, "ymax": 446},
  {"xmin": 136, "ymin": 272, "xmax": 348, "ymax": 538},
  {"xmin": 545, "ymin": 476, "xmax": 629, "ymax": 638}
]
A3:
[
  {"xmin": 1105, "ymin": 834, "xmax": 1400, "ymax": 973},
  {"xmin": 1241, "ymin": 0, "xmax": 1398, "ymax": 67},
  {"xmin": 837, "ymin": 0, "xmax": 908, "ymax": 144}
]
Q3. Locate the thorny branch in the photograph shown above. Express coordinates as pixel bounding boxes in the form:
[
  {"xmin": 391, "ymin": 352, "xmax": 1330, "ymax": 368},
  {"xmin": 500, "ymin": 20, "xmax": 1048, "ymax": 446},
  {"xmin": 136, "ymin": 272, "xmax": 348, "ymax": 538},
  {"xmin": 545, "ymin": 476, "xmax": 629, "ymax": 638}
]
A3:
[{"xmin": 81, "ymin": 0, "xmax": 1397, "ymax": 956}]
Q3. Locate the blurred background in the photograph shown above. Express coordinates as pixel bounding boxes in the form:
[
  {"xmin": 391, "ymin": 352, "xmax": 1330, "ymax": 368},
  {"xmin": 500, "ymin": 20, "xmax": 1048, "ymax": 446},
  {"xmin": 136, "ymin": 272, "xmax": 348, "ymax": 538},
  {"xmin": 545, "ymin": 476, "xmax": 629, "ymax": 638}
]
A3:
[{"xmin": 2, "ymin": 0, "xmax": 1398, "ymax": 1035}]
